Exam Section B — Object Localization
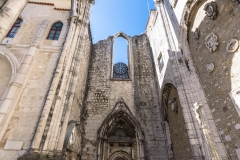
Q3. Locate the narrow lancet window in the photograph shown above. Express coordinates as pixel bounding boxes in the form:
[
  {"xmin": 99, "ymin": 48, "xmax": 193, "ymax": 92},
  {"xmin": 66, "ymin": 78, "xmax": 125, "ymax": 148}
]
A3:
[
  {"xmin": 113, "ymin": 36, "xmax": 129, "ymax": 79},
  {"xmin": 6, "ymin": 18, "xmax": 23, "ymax": 38},
  {"xmin": 47, "ymin": 22, "xmax": 63, "ymax": 40}
]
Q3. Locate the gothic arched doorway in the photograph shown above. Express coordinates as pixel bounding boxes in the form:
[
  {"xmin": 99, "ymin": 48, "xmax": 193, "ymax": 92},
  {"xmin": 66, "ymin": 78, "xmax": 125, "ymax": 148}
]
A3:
[
  {"xmin": 109, "ymin": 150, "xmax": 133, "ymax": 160},
  {"xmin": 162, "ymin": 83, "xmax": 193, "ymax": 159},
  {"xmin": 96, "ymin": 99, "xmax": 144, "ymax": 160}
]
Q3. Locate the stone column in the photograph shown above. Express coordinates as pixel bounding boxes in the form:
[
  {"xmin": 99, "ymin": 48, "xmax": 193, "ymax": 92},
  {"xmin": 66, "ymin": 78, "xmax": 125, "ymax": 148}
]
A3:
[
  {"xmin": 139, "ymin": 140, "xmax": 145, "ymax": 160},
  {"xmin": 192, "ymin": 102, "xmax": 222, "ymax": 160},
  {"xmin": 0, "ymin": 0, "xmax": 29, "ymax": 42},
  {"xmin": 31, "ymin": 17, "xmax": 77, "ymax": 149},
  {"xmin": 70, "ymin": 0, "xmax": 78, "ymax": 17},
  {"xmin": 45, "ymin": 22, "xmax": 81, "ymax": 151}
]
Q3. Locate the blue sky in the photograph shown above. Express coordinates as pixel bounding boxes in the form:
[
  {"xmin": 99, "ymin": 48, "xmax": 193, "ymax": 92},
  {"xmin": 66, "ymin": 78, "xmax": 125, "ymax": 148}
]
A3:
[{"xmin": 90, "ymin": 0, "xmax": 155, "ymax": 64}]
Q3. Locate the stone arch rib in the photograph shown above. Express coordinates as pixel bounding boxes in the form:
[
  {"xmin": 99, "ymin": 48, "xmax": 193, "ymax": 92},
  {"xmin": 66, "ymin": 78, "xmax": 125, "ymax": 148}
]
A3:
[
  {"xmin": 0, "ymin": 51, "xmax": 19, "ymax": 82},
  {"xmin": 109, "ymin": 150, "xmax": 133, "ymax": 160},
  {"xmin": 113, "ymin": 32, "xmax": 129, "ymax": 41}
]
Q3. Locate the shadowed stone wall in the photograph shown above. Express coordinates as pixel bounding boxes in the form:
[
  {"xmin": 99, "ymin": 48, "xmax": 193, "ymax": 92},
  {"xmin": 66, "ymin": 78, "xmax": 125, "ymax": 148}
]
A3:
[
  {"xmin": 162, "ymin": 84, "xmax": 193, "ymax": 159},
  {"xmin": 188, "ymin": 0, "xmax": 240, "ymax": 159}
]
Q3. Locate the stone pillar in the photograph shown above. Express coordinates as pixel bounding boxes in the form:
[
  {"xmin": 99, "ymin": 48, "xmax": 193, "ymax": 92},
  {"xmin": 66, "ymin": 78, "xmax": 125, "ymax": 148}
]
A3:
[
  {"xmin": 162, "ymin": 121, "xmax": 173, "ymax": 159},
  {"xmin": 192, "ymin": 102, "xmax": 222, "ymax": 160},
  {"xmin": 70, "ymin": 0, "xmax": 78, "ymax": 17},
  {"xmin": 31, "ymin": 17, "xmax": 77, "ymax": 150},
  {"xmin": 138, "ymin": 140, "xmax": 144, "ymax": 160},
  {"xmin": 0, "ymin": 0, "xmax": 28, "ymax": 42}
]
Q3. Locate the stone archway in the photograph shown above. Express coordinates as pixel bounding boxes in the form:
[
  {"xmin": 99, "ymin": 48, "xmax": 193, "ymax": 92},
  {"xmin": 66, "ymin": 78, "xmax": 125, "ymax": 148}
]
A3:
[
  {"xmin": 96, "ymin": 98, "xmax": 144, "ymax": 160},
  {"xmin": 162, "ymin": 83, "xmax": 193, "ymax": 159},
  {"xmin": 0, "ymin": 51, "xmax": 18, "ymax": 100},
  {"xmin": 109, "ymin": 150, "xmax": 132, "ymax": 160}
]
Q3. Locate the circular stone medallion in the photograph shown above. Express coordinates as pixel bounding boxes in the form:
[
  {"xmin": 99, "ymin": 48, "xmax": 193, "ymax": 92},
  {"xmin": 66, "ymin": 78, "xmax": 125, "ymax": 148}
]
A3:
[
  {"xmin": 206, "ymin": 63, "xmax": 215, "ymax": 73},
  {"xmin": 226, "ymin": 39, "xmax": 239, "ymax": 53}
]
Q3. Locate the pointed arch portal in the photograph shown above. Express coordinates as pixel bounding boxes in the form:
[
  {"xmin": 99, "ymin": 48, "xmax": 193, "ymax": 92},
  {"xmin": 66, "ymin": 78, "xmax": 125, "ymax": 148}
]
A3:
[{"xmin": 96, "ymin": 99, "xmax": 145, "ymax": 160}]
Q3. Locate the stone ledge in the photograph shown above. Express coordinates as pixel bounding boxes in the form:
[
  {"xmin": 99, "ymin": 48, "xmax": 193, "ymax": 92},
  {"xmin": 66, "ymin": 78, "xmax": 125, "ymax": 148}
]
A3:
[{"xmin": 17, "ymin": 151, "xmax": 65, "ymax": 160}]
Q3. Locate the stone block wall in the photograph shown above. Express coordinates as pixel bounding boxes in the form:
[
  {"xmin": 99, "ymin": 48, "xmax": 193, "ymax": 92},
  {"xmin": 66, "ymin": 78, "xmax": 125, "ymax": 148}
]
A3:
[
  {"xmin": 80, "ymin": 34, "xmax": 168, "ymax": 160},
  {"xmin": 147, "ymin": 0, "xmax": 229, "ymax": 159},
  {"xmin": 188, "ymin": 0, "xmax": 240, "ymax": 159},
  {"xmin": 0, "ymin": 2, "xmax": 70, "ymax": 159},
  {"xmin": 131, "ymin": 35, "xmax": 168, "ymax": 159}
]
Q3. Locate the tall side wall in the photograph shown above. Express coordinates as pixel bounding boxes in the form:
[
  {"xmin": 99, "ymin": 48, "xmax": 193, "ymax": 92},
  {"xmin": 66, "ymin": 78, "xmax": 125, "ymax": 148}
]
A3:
[{"xmin": 0, "ymin": 3, "xmax": 70, "ymax": 159}]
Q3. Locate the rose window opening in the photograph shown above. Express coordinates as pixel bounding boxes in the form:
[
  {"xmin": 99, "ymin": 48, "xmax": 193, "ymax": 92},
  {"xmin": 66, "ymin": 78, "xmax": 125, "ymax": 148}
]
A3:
[{"xmin": 113, "ymin": 62, "xmax": 129, "ymax": 79}]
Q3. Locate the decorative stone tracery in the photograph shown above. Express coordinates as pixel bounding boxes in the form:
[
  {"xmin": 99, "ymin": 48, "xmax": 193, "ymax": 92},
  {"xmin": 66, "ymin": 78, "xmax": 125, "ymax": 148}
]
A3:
[
  {"xmin": 205, "ymin": 32, "xmax": 219, "ymax": 52},
  {"xmin": 113, "ymin": 62, "xmax": 129, "ymax": 79}
]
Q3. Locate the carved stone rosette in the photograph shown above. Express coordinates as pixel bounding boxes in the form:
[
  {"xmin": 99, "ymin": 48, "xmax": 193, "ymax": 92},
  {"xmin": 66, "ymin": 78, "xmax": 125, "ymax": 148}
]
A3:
[
  {"xmin": 205, "ymin": 33, "xmax": 219, "ymax": 52},
  {"xmin": 206, "ymin": 63, "xmax": 215, "ymax": 73},
  {"xmin": 226, "ymin": 39, "xmax": 239, "ymax": 53},
  {"xmin": 204, "ymin": 1, "xmax": 218, "ymax": 20}
]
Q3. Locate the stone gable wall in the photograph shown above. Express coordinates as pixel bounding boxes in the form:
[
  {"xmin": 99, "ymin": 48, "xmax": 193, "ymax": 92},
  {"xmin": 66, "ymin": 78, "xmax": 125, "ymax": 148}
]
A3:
[{"xmin": 80, "ymin": 34, "xmax": 168, "ymax": 160}]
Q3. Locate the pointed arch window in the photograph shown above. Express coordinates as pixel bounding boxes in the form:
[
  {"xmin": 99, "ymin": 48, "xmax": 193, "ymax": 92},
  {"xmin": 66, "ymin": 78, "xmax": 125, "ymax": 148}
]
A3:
[
  {"xmin": 47, "ymin": 22, "xmax": 63, "ymax": 40},
  {"xmin": 6, "ymin": 18, "xmax": 23, "ymax": 38},
  {"xmin": 112, "ymin": 33, "xmax": 129, "ymax": 79}
]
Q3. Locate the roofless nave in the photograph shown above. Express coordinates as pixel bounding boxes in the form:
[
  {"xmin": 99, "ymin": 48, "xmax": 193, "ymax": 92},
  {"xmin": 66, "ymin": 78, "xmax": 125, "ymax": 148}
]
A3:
[{"xmin": 0, "ymin": 0, "xmax": 240, "ymax": 159}]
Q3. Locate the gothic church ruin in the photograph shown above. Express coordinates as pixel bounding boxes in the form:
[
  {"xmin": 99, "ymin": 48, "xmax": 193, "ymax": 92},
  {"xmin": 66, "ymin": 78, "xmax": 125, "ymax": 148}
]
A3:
[{"xmin": 0, "ymin": 0, "xmax": 240, "ymax": 159}]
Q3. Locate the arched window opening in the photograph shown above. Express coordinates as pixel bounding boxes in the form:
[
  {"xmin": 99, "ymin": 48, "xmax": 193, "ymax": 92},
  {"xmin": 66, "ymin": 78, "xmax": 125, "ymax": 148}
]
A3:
[
  {"xmin": 47, "ymin": 22, "xmax": 63, "ymax": 40},
  {"xmin": 113, "ymin": 36, "xmax": 129, "ymax": 79},
  {"xmin": 6, "ymin": 18, "xmax": 23, "ymax": 38}
]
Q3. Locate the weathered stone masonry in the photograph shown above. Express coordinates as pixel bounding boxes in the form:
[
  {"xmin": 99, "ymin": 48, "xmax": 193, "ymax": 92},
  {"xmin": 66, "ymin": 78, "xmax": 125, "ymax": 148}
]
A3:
[
  {"xmin": 2, "ymin": 0, "xmax": 240, "ymax": 159},
  {"xmin": 79, "ymin": 34, "xmax": 168, "ymax": 160}
]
